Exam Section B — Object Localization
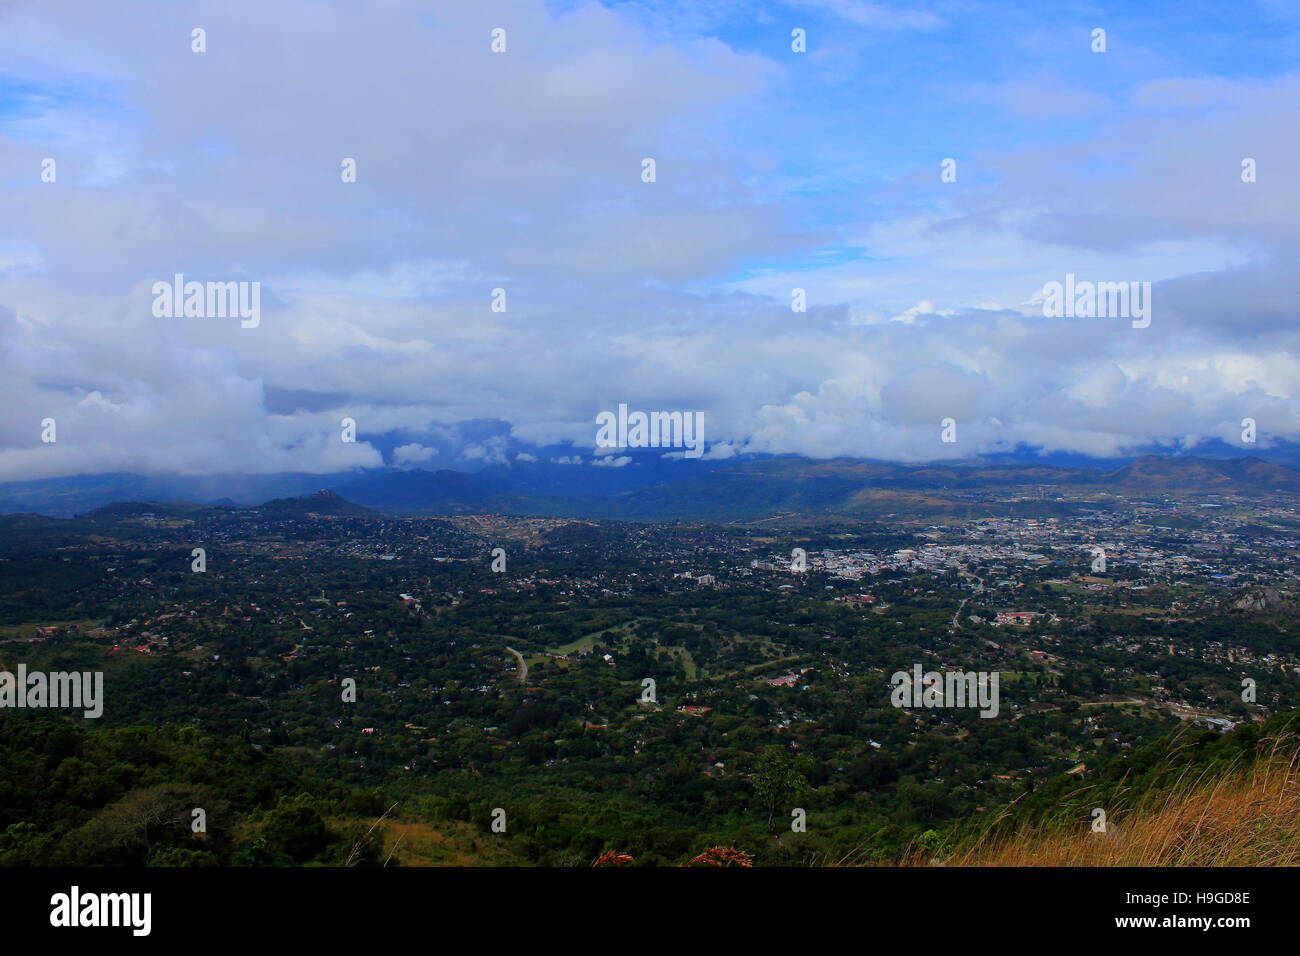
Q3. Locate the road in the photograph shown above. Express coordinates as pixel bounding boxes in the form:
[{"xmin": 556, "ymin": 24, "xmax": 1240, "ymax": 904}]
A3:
[
  {"xmin": 950, "ymin": 570, "xmax": 985, "ymax": 628},
  {"xmin": 950, "ymin": 597, "xmax": 970, "ymax": 628},
  {"xmin": 504, "ymin": 646, "xmax": 527, "ymax": 684}
]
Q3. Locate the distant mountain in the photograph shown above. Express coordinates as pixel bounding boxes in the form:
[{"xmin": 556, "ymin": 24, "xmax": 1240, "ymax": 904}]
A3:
[
  {"xmin": 81, "ymin": 500, "xmax": 221, "ymax": 520},
  {"xmin": 0, "ymin": 457, "xmax": 730, "ymax": 517},
  {"xmin": 599, "ymin": 455, "xmax": 1300, "ymax": 521},
  {"xmin": 0, "ymin": 472, "xmax": 365, "ymax": 517},
  {"xmin": 1200, "ymin": 456, "xmax": 1300, "ymax": 492},
  {"xmin": 329, "ymin": 457, "xmax": 733, "ymax": 515},
  {"xmin": 0, "ymin": 454, "xmax": 1294, "ymax": 521},
  {"xmin": 1104, "ymin": 456, "xmax": 1300, "ymax": 493},
  {"xmin": 331, "ymin": 469, "xmax": 490, "ymax": 514},
  {"xmin": 257, "ymin": 489, "xmax": 379, "ymax": 518},
  {"xmin": 332, "ymin": 455, "xmax": 1300, "ymax": 521}
]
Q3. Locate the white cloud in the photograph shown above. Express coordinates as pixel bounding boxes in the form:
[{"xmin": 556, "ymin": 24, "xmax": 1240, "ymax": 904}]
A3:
[
  {"xmin": 0, "ymin": 3, "xmax": 1295, "ymax": 480},
  {"xmin": 393, "ymin": 443, "xmax": 438, "ymax": 464},
  {"xmin": 461, "ymin": 438, "xmax": 511, "ymax": 466}
]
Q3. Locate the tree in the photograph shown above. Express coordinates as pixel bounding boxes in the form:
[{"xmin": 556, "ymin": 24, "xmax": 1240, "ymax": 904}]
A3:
[
  {"xmin": 261, "ymin": 795, "xmax": 330, "ymax": 863},
  {"xmin": 72, "ymin": 783, "xmax": 217, "ymax": 865},
  {"xmin": 751, "ymin": 748, "xmax": 810, "ymax": 832}
]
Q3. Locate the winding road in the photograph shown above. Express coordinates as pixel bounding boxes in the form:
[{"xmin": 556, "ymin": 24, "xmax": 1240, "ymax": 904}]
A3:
[{"xmin": 504, "ymin": 646, "xmax": 527, "ymax": 684}]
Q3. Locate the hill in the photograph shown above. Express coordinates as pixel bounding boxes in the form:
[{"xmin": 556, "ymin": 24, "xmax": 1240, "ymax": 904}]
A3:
[
  {"xmin": 257, "ymin": 489, "xmax": 379, "ymax": 518},
  {"xmin": 1104, "ymin": 455, "xmax": 1300, "ymax": 494},
  {"xmin": 913, "ymin": 711, "xmax": 1300, "ymax": 867}
]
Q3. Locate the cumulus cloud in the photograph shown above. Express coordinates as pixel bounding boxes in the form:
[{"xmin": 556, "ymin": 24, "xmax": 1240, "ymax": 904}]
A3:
[
  {"xmin": 461, "ymin": 437, "xmax": 512, "ymax": 466},
  {"xmin": 393, "ymin": 443, "xmax": 438, "ymax": 465},
  {"xmin": 0, "ymin": 1, "xmax": 1295, "ymax": 479}
]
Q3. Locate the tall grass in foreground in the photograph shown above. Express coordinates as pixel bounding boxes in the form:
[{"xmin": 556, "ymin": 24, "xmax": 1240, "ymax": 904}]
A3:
[{"xmin": 889, "ymin": 736, "xmax": 1300, "ymax": 867}]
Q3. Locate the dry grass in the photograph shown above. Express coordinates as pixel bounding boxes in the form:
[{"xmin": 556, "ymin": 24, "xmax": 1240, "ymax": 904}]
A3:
[
  {"xmin": 910, "ymin": 739, "xmax": 1300, "ymax": 867},
  {"xmin": 367, "ymin": 819, "xmax": 527, "ymax": 867}
]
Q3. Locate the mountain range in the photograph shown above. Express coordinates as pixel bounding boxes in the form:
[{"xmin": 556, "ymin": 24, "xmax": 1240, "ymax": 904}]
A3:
[{"xmin": 1, "ymin": 454, "xmax": 1296, "ymax": 522}]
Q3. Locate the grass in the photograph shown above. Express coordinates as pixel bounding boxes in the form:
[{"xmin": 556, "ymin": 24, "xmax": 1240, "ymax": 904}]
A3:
[
  {"xmin": 546, "ymin": 617, "xmax": 655, "ymax": 656},
  {"xmin": 372, "ymin": 820, "xmax": 525, "ymax": 866},
  {"xmin": 893, "ymin": 736, "xmax": 1300, "ymax": 867},
  {"xmin": 331, "ymin": 818, "xmax": 529, "ymax": 867},
  {"xmin": 545, "ymin": 619, "xmax": 704, "ymax": 681}
]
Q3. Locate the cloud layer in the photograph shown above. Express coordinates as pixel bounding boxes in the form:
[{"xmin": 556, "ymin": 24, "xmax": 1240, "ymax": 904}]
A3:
[{"xmin": 0, "ymin": 0, "xmax": 1296, "ymax": 479}]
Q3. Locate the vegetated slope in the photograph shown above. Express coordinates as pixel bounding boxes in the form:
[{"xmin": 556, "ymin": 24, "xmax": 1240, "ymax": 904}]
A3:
[
  {"xmin": 0, "ymin": 720, "xmax": 525, "ymax": 867},
  {"xmin": 913, "ymin": 711, "xmax": 1300, "ymax": 867}
]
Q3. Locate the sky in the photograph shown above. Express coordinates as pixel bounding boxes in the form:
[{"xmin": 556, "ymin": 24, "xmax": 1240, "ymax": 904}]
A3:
[{"xmin": 0, "ymin": 0, "xmax": 1297, "ymax": 480}]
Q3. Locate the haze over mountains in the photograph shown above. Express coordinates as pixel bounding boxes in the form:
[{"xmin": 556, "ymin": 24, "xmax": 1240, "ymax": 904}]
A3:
[{"xmin": 2, "ymin": 454, "xmax": 1297, "ymax": 523}]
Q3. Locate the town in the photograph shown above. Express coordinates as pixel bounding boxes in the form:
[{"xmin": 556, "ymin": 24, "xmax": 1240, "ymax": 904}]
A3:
[{"xmin": 1, "ymin": 479, "xmax": 1295, "ymax": 864}]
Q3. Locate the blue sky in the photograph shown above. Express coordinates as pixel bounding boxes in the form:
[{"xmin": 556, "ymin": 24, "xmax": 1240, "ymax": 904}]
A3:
[{"xmin": 0, "ymin": 0, "xmax": 1297, "ymax": 478}]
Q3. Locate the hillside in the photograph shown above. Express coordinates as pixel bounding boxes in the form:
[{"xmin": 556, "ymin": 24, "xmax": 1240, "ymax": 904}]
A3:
[
  {"xmin": 911, "ymin": 712, "xmax": 1300, "ymax": 867},
  {"xmin": 0, "ymin": 720, "xmax": 528, "ymax": 867},
  {"xmin": 257, "ymin": 489, "xmax": 379, "ymax": 518},
  {"xmin": 935, "ymin": 750, "xmax": 1299, "ymax": 866}
]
